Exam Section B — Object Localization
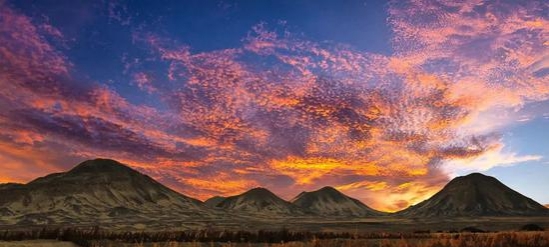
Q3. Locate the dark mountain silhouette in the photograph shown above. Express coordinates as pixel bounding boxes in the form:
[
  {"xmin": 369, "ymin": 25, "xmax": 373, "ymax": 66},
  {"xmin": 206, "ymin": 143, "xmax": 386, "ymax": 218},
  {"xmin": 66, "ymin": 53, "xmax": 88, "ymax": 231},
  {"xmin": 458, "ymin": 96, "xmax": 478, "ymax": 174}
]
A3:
[
  {"xmin": 215, "ymin": 188, "xmax": 305, "ymax": 215},
  {"xmin": 0, "ymin": 159, "xmax": 209, "ymax": 225},
  {"xmin": 291, "ymin": 186, "xmax": 384, "ymax": 217},
  {"xmin": 398, "ymin": 173, "xmax": 549, "ymax": 217},
  {"xmin": 204, "ymin": 196, "xmax": 226, "ymax": 208}
]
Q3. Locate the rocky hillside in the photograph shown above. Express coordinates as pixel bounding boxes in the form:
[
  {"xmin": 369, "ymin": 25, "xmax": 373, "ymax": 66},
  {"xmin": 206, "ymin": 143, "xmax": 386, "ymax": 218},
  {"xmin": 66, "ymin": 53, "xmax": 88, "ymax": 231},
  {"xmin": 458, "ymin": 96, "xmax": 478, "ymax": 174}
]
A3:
[
  {"xmin": 204, "ymin": 196, "xmax": 226, "ymax": 208},
  {"xmin": 215, "ymin": 188, "xmax": 304, "ymax": 216},
  {"xmin": 291, "ymin": 186, "xmax": 384, "ymax": 217},
  {"xmin": 398, "ymin": 173, "xmax": 549, "ymax": 217},
  {"xmin": 0, "ymin": 159, "xmax": 210, "ymax": 225}
]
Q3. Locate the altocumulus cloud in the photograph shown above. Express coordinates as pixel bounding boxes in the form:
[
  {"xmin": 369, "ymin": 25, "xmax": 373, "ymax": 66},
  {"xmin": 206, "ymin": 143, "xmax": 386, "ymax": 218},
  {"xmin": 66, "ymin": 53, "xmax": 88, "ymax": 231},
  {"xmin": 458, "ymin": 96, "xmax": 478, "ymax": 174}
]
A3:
[{"xmin": 0, "ymin": 0, "xmax": 547, "ymax": 211}]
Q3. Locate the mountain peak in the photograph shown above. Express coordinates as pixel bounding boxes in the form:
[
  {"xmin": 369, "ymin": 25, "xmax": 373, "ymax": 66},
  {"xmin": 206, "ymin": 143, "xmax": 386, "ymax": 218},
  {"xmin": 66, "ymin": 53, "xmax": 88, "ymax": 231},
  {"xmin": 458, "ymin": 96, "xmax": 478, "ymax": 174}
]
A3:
[
  {"xmin": 28, "ymin": 159, "xmax": 140, "ymax": 186},
  {"xmin": 317, "ymin": 186, "xmax": 343, "ymax": 195},
  {"xmin": 242, "ymin": 187, "xmax": 292, "ymax": 202},
  {"xmin": 462, "ymin": 172, "xmax": 488, "ymax": 178},
  {"xmin": 0, "ymin": 158, "xmax": 206, "ymax": 226},
  {"xmin": 204, "ymin": 196, "xmax": 226, "ymax": 208},
  {"xmin": 215, "ymin": 187, "xmax": 303, "ymax": 215},
  {"xmin": 442, "ymin": 172, "xmax": 498, "ymax": 187},
  {"xmin": 247, "ymin": 187, "xmax": 272, "ymax": 194},
  {"xmin": 319, "ymin": 186, "xmax": 336, "ymax": 190},
  {"xmin": 68, "ymin": 158, "xmax": 134, "ymax": 174},
  {"xmin": 399, "ymin": 172, "xmax": 549, "ymax": 217},
  {"xmin": 292, "ymin": 186, "xmax": 345, "ymax": 202},
  {"xmin": 456, "ymin": 172, "xmax": 494, "ymax": 181},
  {"xmin": 292, "ymin": 186, "xmax": 383, "ymax": 217}
]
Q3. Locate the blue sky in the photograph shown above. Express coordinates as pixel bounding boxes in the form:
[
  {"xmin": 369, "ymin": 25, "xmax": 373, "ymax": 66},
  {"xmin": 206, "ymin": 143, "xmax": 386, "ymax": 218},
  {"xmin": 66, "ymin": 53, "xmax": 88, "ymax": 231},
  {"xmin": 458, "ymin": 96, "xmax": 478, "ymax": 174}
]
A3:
[
  {"xmin": 1, "ymin": 0, "xmax": 548, "ymax": 211},
  {"xmin": 482, "ymin": 115, "xmax": 549, "ymax": 204}
]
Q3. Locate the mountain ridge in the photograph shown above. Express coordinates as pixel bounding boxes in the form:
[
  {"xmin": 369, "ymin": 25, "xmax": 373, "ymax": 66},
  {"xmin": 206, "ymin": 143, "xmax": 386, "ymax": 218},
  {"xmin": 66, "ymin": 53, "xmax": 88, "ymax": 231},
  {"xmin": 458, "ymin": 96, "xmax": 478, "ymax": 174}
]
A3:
[{"xmin": 1, "ymin": 158, "xmax": 548, "ymax": 229}]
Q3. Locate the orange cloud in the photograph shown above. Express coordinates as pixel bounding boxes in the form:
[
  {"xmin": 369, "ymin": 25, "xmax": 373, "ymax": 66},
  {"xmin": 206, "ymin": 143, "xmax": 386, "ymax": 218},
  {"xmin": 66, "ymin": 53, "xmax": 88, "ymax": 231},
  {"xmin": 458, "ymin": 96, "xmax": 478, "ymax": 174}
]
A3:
[
  {"xmin": 335, "ymin": 179, "xmax": 446, "ymax": 212},
  {"xmin": 335, "ymin": 181, "xmax": 388, "ymax": 192},
  {"xmin": 270, "ymin": 157, "xmax": 380, "ymax": 185},
  {"xmin": 1, "ymin": 0, "xmax": 547, "ymax": 212}
]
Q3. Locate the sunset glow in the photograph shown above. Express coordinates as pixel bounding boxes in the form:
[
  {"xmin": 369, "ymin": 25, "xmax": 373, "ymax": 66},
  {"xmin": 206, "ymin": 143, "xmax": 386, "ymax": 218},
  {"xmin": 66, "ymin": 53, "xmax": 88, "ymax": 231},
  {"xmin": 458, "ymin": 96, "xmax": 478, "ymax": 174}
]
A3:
[{"xmin": 1, "ymin": 0, "xmax": 548, "ymax": 212}]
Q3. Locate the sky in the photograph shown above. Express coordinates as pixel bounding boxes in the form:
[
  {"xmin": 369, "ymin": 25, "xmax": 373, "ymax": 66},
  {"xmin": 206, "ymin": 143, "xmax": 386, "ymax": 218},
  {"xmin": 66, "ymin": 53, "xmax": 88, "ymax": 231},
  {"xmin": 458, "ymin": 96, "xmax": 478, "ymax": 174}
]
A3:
[{"xmin": 0, "ymin": 0, "xmax": 548, "ymax": 212}]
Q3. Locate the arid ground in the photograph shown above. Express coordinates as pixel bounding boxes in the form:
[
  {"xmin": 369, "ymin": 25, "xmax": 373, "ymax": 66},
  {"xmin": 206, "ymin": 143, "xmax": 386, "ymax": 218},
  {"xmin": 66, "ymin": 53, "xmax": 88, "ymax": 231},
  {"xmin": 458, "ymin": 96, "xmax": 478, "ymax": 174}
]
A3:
[{"xmin": 2, "ymin": 231, "xmax": 549, "ymax": 247}]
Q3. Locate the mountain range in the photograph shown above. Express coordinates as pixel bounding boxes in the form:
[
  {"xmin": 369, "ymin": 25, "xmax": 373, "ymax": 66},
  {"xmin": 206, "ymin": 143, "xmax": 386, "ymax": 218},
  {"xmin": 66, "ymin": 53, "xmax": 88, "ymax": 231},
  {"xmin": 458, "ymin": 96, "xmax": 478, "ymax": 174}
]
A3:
[{"xmin": 0, "ymin": 159, "xmax": 547, "ymax": 228}]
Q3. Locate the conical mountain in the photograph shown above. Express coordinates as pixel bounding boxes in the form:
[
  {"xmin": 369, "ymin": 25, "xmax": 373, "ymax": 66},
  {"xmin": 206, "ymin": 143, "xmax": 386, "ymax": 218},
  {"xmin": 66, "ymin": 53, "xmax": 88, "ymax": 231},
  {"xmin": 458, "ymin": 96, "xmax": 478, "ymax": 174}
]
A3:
[
  {"xmin": 398, "ymin": 173, "xmax": 549, "ymax": 217},
  {"xmin": 291, "ymin": 186, "xmax": 384, "ymax": 217},
  {"xmin": 0, "ymin": 159, "xmax": 208, "ymax": 225},
  {"xmin": 215, "ymin": 188, "xmax": 304, "ymax": 215},
  {"xmin": 204, "ymin": 196, "xmax": 226, "ymax": 208}
]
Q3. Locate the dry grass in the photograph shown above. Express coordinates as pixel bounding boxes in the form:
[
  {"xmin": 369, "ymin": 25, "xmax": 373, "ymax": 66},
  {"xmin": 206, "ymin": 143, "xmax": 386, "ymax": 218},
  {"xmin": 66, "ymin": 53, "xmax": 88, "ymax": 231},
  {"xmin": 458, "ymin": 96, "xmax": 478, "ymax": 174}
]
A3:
[
  {"xmin": 2, "ymin": 228, "xmax": 548, "ymax": 246},
  {"xmin": 88, "ymin": 231, "xmax": 549, "ymax": 247}
]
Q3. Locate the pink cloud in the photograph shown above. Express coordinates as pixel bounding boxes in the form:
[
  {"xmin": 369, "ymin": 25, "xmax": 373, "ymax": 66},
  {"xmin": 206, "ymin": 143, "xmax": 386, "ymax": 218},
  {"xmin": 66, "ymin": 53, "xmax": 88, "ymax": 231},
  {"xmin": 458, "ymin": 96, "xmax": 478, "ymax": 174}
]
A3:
[
  {"xmin": 1, "ymin": 0, "xmax": 547, "ymax": 211},
  {"xmin": 132, "ymin": 72, "xmax": 157, "ymax": 94}
]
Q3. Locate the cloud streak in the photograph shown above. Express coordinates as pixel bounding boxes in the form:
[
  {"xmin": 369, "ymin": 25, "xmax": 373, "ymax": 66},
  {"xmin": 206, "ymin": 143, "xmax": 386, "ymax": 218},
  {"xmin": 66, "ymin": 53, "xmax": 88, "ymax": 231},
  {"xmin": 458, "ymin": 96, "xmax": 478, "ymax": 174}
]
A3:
[{"xmin": 0, "ymin": 0, "xmax": 547, "ymax": 211}]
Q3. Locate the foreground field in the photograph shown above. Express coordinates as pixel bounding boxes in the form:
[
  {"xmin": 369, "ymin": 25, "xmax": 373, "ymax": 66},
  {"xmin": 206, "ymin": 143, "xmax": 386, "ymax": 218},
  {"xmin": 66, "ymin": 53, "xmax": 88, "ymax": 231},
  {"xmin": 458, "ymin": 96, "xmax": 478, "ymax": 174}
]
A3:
[
  {"xmin": 1, "ymin": 231, "xmax": 548, "ymax": 247},
  {"xmin": 0, "ymin": 240, "xmax": 78, "ymax": 247},
  {"xmin": 3, "ymin": 216, "xmax": 549, "ymax": 233}
]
